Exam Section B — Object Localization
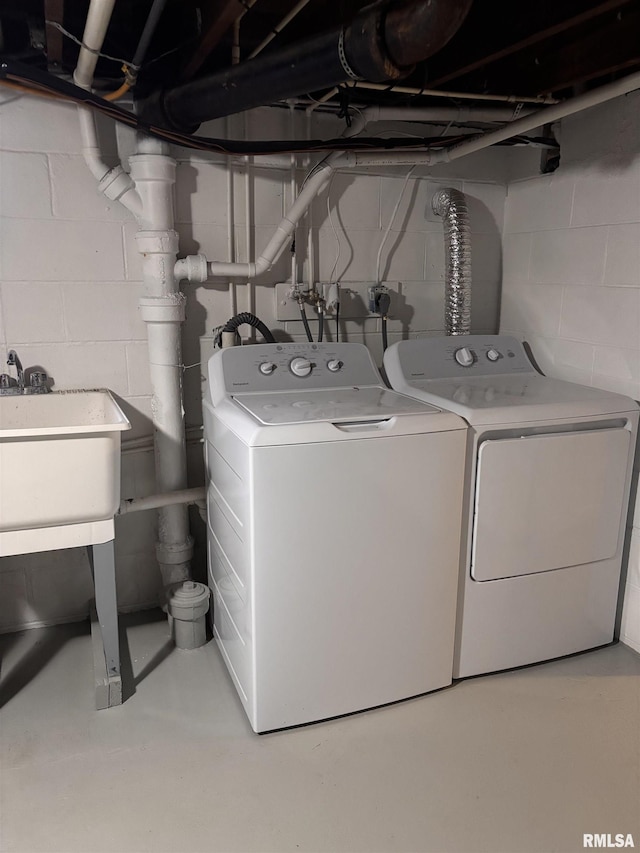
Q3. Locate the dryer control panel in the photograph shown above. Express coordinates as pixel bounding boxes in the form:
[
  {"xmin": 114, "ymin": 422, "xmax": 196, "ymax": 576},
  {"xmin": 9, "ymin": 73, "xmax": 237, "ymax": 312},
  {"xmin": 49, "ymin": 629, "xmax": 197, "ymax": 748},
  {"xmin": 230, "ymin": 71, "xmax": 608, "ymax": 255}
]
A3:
[
  {"xmin": 386, "ymin": 335, "xmax": 535, "ymax": 382},
  {"xmin": 208, "ymin": 342, "xmax": 384, "ymax": 406}
]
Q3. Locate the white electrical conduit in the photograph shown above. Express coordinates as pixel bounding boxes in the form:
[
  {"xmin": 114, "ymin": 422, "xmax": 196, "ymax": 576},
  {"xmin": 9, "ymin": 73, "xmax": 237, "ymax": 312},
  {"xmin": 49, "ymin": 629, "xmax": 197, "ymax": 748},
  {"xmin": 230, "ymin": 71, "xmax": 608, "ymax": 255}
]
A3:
[
  {"xmin": 358, "ymin": 104, "xmax": 533, "ymax": 124},
  {"xmin": 375, "ymin": 165, "xmax": 416, "ymax": 283},
  {"xmin": 226, "ymin": 115, "xmax": 238, "ymax": 317},
  {"xmin": 289, "ymin": 102, "xmax": 298, "ymax": 286},
  {"xmin": 248, "ymin": 0, "xmax": 312, "ymax": 59},
  {"xmin": 349, "ymin": 81, "xmax": 558, "ymax": 105},
  {"xmin": 306, "ymin": 111, "xmax": 315, "ymax": 294}
]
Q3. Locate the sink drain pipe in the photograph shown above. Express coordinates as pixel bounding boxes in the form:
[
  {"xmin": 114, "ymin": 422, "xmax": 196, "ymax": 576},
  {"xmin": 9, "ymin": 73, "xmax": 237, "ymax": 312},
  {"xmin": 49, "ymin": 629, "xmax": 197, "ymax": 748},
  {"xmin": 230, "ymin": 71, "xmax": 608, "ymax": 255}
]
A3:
[
  {"xmin": 129, "ymin": 135, "xmax": 194, "ymax": 590},
  {"xmin": 74, "ymin": 1, "xmax": 194, "ymax": 610}
]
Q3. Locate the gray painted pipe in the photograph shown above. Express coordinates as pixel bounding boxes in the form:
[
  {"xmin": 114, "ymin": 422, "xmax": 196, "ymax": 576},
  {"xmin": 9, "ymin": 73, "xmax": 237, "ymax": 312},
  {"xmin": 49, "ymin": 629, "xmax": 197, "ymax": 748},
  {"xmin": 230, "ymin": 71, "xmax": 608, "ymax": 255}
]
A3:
[{"xmin": 432, "ymin": 188, "xmax": 472, "ymax": 336}]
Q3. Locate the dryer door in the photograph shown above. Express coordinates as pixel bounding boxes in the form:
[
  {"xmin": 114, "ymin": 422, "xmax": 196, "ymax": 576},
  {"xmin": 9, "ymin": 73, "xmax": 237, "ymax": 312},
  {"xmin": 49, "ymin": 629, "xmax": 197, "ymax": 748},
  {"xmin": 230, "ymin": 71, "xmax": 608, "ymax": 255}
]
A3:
[{"xmin": 471, "ymin": 427, "xmax": 631, "ymax": 581}]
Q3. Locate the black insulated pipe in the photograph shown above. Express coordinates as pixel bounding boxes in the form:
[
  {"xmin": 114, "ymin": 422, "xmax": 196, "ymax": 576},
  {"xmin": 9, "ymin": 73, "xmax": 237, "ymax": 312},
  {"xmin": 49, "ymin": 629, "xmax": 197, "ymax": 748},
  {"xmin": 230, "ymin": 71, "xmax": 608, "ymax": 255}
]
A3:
[{"xmin": 138, "ymin": 0, "xmax": 473, "ymax": 132}]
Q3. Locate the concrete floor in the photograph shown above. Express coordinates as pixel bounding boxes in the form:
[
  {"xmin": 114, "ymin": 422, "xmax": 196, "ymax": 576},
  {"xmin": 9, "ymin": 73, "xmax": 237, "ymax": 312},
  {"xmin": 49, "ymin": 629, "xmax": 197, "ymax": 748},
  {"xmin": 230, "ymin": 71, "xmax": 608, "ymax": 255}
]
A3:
[{"xmin": 1, "ymin": 612, "xmax": 639, "ymax": 853}]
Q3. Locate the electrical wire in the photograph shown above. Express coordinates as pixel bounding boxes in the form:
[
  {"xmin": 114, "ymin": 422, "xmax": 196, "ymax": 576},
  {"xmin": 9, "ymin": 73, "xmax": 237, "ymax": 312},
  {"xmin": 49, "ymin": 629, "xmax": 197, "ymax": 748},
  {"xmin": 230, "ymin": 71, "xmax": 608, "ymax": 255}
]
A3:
[
  {"xmin": 44, "ymin": 21, "xmax": 142, "ymax": 69},
  {"xmin": 326, "ymin": 175, "xmax": 341, "ymax": 283},
  {"xmin": 0, "ymin": 61, "xmax": 475, "ymax": 156},
  {"xmin": 0, "ymin": 61, "xmax": 545, "ymax": 158},
  {"xmin": 335, "ymin": 303, "xmax": 340, "ymax": 343},
  {"xmin": 375, "ymin": 165, "xmax": 416, "ymax": 283}
]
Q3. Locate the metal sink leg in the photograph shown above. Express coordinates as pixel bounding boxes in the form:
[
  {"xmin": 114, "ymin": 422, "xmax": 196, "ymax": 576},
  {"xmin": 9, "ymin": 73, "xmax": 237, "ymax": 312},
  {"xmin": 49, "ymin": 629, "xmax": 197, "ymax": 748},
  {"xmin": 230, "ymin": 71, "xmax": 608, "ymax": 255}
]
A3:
[{"xmin": 88, "ymin": 540, "xmax": 122, "ymax": 709}]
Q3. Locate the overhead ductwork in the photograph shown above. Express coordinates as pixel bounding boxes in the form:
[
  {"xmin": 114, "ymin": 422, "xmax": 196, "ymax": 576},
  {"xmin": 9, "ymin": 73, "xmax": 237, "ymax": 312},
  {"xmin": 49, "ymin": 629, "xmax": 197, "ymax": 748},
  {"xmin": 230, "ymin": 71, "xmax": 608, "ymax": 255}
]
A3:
[
  {"xmin": 138, "ymin": 0, "xmax": 473, "ymax": 132},
  {"xmin": 432, "ymin": 188, "xmax": 472, "ymax": 336}
]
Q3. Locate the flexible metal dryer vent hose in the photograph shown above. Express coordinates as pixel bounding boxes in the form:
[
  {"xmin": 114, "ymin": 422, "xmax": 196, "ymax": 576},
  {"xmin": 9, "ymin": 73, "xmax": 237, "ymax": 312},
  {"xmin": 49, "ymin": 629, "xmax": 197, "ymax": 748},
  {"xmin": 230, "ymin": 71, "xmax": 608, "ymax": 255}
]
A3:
[{"xmin": 432, "ymin": 188, "xmax": 472, "ymax": 336}]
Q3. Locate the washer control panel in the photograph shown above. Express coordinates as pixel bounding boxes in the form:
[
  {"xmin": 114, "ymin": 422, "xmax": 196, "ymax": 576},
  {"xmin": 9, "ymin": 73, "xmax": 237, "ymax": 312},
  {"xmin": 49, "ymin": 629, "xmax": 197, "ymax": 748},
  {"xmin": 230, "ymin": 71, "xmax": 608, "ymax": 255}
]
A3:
[
  {"xmin": 210, "ymin": 342, "xmax": 383, "ymax": 401},
  {"xmin": 387, "ymin": 335, "xmax": 535, "ymax": 381}
]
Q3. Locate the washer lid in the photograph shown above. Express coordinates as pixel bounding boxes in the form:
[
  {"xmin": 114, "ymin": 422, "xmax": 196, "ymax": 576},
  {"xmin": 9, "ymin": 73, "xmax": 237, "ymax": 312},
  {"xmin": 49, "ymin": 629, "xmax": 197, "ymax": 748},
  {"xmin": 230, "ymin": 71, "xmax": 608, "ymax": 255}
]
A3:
[
  {"xmin": 395, "ymin": 374, "xmax": 638, "ymax": 424},
  {"xmin": 232, "ymin": 386, "xmax": 442, "ymax": 425}
]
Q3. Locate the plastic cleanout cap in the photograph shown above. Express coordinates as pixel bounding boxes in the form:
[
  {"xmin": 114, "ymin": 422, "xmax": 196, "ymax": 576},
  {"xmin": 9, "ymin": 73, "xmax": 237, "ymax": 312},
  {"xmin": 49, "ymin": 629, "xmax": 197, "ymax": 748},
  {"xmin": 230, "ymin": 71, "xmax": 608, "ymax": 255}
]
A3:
[{"xmin": 167, "ymin": 581, "xmax": 210, "ymax": 650}]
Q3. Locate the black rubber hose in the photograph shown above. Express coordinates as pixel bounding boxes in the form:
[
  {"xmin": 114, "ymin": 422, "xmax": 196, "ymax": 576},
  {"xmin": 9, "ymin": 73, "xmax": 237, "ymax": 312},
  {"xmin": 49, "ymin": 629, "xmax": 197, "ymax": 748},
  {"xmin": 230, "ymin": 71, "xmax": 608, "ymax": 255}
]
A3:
[
  {"xmin": 381, "ymin": 316, "xmax": 389, "ymax": 352},
  {"xmin": 220, "ymin": 312, "xmax": 276, "ymax": 343},
  {"xmin": 299, "ymin": 301, "xmax": 313, "ymax": 343},
  {"xmin": 317, "ymin": 307, "xmax": 324, "ymax": 343}
]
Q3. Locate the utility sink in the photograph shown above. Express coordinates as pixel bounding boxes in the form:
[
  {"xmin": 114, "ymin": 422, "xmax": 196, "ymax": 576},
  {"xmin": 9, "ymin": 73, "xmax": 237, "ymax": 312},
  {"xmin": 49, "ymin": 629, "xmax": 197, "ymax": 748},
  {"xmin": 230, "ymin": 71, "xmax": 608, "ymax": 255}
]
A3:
[{"xmin": 0, "ymin": 390, "xmax": 130, "ymax": 556}]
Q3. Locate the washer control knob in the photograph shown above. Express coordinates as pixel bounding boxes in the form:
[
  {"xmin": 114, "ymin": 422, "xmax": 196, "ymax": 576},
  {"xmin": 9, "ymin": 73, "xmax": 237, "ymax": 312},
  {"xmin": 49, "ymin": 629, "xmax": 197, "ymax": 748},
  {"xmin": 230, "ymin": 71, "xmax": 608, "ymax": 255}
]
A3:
[
  {"xmin": 454, "ymin": 347, "xmax": 475, "ymax": 367},
  {"xmin": 327, "ymin": 359, "xmax": 343, "ymax": 373},
  {"xmin": 289, "ymin": 357, "xmax": 312, "ymax": 377},
  {"xmin": 259, "ymin": 361, "xmax": 276, "ymax": 375},
  {"xmin": 486, "ymin": 348, "xmax": 501, "ymax": 362}
]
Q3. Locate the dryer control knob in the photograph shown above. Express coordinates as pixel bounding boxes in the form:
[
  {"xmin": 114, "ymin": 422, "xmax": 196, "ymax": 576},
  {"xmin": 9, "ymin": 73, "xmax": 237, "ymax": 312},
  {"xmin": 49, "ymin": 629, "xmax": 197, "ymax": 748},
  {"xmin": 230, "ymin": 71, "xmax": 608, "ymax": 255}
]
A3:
[
  {"xmin": 290, "ymin": 357, "xmax": 312, "ymax": 377},
  {"xmin": 486, "ymin": 348, "xmax": 501, "ymax": 362},
  {"xmin": 454, "ymin": 347, "xmax": 475, "ymax": 367},
  {"xmin": 259, "ymin": 361, "xmax": 276, "ymax": 375},
  {"xmin": 327, "ymin": 359, "xmax": 343, "ymax": 372}
]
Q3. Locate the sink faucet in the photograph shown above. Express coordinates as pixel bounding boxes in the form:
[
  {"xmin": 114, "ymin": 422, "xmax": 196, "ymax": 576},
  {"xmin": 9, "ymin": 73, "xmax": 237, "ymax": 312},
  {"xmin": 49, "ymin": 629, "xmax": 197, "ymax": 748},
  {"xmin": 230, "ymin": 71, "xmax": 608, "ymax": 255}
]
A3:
[{"xmin": 7, "ymin": 350, "xmax": 24, "ymax": 391}]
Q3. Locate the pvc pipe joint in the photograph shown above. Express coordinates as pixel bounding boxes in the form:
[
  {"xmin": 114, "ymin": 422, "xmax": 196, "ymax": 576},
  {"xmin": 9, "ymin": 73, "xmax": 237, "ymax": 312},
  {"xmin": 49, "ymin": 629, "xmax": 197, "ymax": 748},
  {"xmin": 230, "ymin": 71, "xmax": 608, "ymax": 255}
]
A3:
[
  {"xmin": 167, "ymin": 580, "xmax": 210, "ymax": 650},
  {"xmin": 139, "ymin": 295, "xmax": 186, "ymax": 323},
  {"xmin": 156, "ymin": 536, "xmax": 195, "ymax": 566},
  {"xmin": 128, "ymin": 153, "xmax": 177, "ymax": 182},
  {"xmin": 175, "ymin": 254, "xmax": 209, "ymax": 283},
  {"xmin": 135, "ymin": 230, "xmax": 180, "ymax": 256}
]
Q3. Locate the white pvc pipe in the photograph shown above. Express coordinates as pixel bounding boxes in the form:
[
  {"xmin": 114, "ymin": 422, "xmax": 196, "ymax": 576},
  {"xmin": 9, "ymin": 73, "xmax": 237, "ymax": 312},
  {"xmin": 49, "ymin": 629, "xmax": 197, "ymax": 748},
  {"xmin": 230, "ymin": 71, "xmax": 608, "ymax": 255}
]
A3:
[
  {"xmin": 350, "ymin": 81, "xmax": 558, "ymax": 105},
  {"xmin": 190, "ymin": 70, "xmax": 640, "ymax": 293},
  {"xmin": 73, "ymin": 0, "xmax": 116, "ymax": 89},
  {"xmin": 119, "ymin": 487, "xmax": 206, "ymax": 515},
  {"xmin": 74, "ymin": 1, "xmax": 141, "ymax": 217},
  {"xmin": 130, "ymin": 135, "xmax": 193, "ymax": 587},
  {"xmin": 74, "ymin": 1, "xmax": 192, "ymax": 595},
  {"xmin": 206, "ymin": 159, "xmax": 335, "ymax": 279},
  {"xmin": 361, "ymin": 105, "xmax": 531, "ymax": 124}
]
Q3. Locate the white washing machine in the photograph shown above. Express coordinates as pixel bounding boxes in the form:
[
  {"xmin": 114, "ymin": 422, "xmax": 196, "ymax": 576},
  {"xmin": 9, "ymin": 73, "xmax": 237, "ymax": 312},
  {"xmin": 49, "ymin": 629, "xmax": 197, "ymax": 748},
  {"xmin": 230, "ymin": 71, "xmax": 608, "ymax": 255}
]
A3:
[
  {"xmin": 203, "ymin": 342, "xmax": 467, "ymax": 732},
  {"xmin": 384, "ymin": 335, "xmax": 639, "ymax": 678}
]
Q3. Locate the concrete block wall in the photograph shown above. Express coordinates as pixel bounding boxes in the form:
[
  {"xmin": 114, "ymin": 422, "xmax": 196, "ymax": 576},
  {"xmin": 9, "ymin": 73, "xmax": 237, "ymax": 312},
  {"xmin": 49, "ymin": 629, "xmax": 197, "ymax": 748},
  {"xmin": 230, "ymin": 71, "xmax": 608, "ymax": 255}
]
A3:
[
  {"xmin": 0, "ymin": 96, "xmax": 505, "ymax": 631},
  {"xmin": 0, "ymin": 96, "xmax": 159, "ymax": 631},
  {"xmin": 500, "ymin": 89, "xmax": 640, "ymax": 654}
]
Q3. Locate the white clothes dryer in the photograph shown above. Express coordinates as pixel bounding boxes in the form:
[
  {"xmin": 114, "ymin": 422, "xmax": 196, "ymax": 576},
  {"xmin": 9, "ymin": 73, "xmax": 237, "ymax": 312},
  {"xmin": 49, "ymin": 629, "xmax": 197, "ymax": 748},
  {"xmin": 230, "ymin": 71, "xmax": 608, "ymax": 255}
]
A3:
[
  {"xmin": 203, "ymin": 342, "xmax": 467, "ymax": 731},
  {"xmin": 384, "ymin": 335, "xmax": 639, "ymax": 678}
]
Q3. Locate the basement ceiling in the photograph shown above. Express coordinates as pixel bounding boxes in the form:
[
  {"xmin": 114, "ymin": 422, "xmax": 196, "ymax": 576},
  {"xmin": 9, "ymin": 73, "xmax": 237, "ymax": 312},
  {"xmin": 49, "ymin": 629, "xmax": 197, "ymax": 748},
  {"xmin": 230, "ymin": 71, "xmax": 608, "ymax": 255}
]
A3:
[{"xmin": 1, "ymin": 0, "xmax": 640, "ymax": 118}]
